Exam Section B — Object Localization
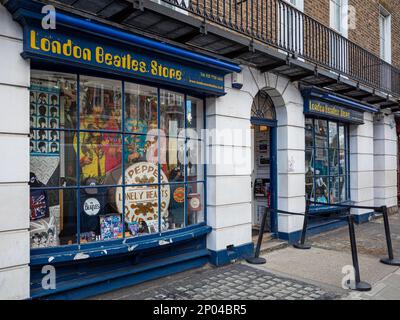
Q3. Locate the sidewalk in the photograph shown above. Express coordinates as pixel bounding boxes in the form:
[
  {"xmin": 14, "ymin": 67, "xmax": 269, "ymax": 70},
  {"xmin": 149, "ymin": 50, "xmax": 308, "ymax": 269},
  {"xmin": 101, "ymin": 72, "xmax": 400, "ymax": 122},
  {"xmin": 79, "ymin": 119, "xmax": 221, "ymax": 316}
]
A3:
[{"xmin": 91, "ymin": 212, "xmax": 400, "ymax": 300}]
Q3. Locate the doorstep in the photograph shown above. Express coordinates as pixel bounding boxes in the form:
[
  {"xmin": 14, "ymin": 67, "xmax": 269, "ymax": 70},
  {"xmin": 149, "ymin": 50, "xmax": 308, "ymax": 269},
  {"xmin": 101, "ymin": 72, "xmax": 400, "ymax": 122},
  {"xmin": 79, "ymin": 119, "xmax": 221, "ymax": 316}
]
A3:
[{"xmin": 252, "ymin": 233, "xmax": 289, "ymax": 254}]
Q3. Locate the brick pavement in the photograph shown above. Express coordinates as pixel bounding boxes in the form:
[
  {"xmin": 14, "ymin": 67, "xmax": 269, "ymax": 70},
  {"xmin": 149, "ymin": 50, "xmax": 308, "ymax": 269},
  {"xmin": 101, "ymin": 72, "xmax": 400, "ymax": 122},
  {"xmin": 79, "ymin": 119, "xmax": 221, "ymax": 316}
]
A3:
[{"xmin": 92, "ymin": 264, "xmax": 341, "ymax": 300}]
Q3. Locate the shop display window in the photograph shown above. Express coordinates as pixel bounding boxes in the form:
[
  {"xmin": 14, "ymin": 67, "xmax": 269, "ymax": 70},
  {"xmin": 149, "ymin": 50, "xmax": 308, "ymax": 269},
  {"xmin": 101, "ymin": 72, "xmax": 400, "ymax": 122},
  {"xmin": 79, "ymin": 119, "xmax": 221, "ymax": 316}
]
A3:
[
  {"xmin": 29, "ymin": 70, "xmax": 205, "ymax": 249},
  {"xmin": 305, "ymin": 118, "xmax": 349, "ymax": 206}
]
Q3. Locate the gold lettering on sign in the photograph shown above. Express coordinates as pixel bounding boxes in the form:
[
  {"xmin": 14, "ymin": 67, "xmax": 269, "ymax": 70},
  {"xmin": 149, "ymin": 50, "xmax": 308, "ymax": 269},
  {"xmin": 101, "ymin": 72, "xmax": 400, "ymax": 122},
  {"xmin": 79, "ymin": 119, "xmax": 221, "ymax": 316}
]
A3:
[{"xmin": 309, "ymin": 101, "xmax": 351, "ymax": 119}]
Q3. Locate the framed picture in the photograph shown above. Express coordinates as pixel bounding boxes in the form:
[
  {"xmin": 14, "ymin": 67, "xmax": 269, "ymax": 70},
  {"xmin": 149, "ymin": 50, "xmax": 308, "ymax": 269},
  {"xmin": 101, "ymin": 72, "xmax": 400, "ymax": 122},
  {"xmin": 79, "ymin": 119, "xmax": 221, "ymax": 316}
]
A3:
[
  {"xmin": 258, "ymin": 153, "xmax": 270, "ymax": 166},
  {"xmin": 259, "ymin": 140, "xmax": 268, "ymax": 152}
]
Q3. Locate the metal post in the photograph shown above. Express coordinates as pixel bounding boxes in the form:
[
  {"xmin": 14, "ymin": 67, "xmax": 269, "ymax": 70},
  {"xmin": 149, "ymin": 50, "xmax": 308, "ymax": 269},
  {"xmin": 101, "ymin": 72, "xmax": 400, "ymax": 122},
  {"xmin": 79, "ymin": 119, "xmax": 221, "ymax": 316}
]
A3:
[
  {"xmin": 246, "ymin": 207, "xmax": 268, "ymax": 264},
  {"xmin": 293, "ymin": 204, "xmax": 311, "ymax": 250},
  {"xmin": 347, "ymin": 214, "xmax": 371, "ymax": 292},
  {"xmin": 380, "ymin": 206, "xmax": 400, "ymax": 266}
]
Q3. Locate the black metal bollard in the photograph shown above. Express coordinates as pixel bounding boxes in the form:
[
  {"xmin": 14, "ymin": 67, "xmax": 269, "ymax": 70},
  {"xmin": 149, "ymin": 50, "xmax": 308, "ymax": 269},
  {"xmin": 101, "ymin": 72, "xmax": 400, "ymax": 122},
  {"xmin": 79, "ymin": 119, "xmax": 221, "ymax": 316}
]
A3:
[
  {"xmin": 347, "ymin": 214, "xmax": 371, "ymax": 292},
  {"xmin": 293, "ymin": 204, "xmax": 311, "ymax": 250},
  {"xmin": 246, "ymin": 207, "xmax": 268, "ymax": 265},
  {"xmin": 380, "ymin": 206, "xmax": 400, "ymax": 266}
]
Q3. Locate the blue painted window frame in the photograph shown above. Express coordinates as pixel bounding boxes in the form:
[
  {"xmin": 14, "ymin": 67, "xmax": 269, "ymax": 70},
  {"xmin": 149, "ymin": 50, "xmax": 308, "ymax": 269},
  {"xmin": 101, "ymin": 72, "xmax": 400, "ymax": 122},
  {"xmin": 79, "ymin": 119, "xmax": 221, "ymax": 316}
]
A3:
[
  {"xmin": 305, "ymin": 117, "xmax": 351, "ymax": 213},
  {"xmin": 29, "ymin": 69, "xmax": 208, "ymax": 259}
]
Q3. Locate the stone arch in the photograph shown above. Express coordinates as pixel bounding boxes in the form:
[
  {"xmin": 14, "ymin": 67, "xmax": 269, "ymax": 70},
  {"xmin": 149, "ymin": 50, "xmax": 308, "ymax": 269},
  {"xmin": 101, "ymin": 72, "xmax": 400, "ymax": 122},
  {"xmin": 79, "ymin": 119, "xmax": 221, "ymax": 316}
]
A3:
[
  {"xmin": 251, "ymin": 90, "xmax": 276, "ymax": 120},
  {"xmin": 240, "ymin": 66, "xmax": 306, "ymax": 240}
]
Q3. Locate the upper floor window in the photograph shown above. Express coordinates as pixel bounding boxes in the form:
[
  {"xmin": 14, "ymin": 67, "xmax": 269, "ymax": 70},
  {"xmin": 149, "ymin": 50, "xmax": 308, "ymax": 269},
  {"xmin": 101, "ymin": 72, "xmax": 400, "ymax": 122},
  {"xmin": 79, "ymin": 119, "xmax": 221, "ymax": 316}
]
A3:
[
  {"xmin": 287, "ymin": 0, "xmax": 304, "ymax": 11},
  {"xmin": 379, "ymin": 5, "xmax": 392, "ymax": 64},
  {"xmin": 330, "ymin": 0, "xmax": 348, "ymax": 37}
]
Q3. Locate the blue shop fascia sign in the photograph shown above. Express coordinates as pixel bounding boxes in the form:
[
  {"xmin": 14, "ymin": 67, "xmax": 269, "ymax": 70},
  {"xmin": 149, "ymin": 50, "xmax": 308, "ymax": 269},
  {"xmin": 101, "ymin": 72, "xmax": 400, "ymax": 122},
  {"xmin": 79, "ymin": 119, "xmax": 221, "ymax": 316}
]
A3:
[
  {"xmin": 16, "ymin": 11, "xmax": 237, "ymax": 95},
  {"xmin": 302, "ymin": 87, "xmax": 378, "ymax": 124}
]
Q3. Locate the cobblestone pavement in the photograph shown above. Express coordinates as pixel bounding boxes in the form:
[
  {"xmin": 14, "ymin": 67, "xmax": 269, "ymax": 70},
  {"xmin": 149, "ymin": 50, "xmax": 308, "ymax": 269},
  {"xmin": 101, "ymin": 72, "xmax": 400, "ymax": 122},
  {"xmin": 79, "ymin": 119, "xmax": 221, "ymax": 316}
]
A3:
[
  {"xmin": 92, "ymin": 264, "xmax": 342, "ymax": 300},
  {"xmin": 309, "ymin": 212, "xmax": 400, "ymax": 257}
]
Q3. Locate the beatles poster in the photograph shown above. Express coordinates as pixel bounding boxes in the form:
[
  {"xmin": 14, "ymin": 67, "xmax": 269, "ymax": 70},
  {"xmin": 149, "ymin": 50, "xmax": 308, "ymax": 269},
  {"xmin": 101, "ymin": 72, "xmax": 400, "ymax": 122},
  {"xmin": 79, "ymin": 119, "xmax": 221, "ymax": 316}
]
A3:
[{"xmin": 30, "ymin": 85, "xmax": 61, "ymax": 156}]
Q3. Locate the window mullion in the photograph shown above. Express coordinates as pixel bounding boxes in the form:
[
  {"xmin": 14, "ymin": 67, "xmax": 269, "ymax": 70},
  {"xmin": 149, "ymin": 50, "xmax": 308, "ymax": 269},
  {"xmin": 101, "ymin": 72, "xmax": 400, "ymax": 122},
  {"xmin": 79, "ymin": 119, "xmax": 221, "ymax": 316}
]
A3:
[
  {"xmin": 121, "ymin": 81, "xmax": 126, "ymax": 238},
  {"xmin": 312, "ymin": 119, "xmax": 316, "ymax": 206},
  {"xmin": 76, "ymin": 73, "xmax": 81, "ymax": 246},
  {"xmin": 157, "ymin": 88, "xmax": 162, "ymax": 234},
  {"xmin": 184, "ymin": 94, "xmax": 188, "ymax": 228}
]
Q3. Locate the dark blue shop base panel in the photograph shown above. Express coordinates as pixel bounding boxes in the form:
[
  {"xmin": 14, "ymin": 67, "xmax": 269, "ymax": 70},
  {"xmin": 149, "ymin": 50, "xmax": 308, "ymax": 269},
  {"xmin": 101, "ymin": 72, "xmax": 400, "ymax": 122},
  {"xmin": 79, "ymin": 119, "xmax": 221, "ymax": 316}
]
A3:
[
  {"xmin": 209, "ymin": 243, "xmax": 254, "ymax": 266},
  {"xmin": 30, "ymin": 236, "xmax": 209, "ymax": 300}
]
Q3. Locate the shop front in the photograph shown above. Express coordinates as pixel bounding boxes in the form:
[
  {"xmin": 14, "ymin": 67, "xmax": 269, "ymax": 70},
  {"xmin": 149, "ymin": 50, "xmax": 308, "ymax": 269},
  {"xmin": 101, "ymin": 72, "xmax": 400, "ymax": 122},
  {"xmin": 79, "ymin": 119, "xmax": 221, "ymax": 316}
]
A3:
[
  {"xmin": 5, "ymin": 0, "xmax": 240, "ymax": 299},
  {"xmin": 302, "ymin": 87, "xmax": 379, "ymax": 229}
]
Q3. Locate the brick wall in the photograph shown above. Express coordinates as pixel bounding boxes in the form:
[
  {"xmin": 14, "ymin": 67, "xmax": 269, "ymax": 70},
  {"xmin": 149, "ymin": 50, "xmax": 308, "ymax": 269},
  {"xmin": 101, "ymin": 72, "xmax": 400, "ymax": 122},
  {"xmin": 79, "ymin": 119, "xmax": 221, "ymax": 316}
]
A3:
[
  {"xmin": 304, "ymin": 0, "xmax": 330, "ymax": 26},
  {"xmin": 304, "ymin": 0, "xmax": 400, "ymax": 69}
]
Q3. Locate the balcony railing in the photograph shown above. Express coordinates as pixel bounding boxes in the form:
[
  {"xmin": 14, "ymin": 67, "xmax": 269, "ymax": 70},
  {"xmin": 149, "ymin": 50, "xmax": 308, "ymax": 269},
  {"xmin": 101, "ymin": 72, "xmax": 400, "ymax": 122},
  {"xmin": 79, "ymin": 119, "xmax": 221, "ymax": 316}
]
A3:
[{"xmin": 159, "ymin": 0, "xmax": 400, "ymax": 97}]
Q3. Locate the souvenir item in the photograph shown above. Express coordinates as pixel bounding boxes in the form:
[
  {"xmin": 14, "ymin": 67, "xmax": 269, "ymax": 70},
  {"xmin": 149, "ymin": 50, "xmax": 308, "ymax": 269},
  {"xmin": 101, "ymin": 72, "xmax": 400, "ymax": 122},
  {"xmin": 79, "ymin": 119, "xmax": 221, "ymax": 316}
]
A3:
[
  {"xmin": 80, "ymin": 179, "xmax": 107, "ymax": 234},
  {"xmin": 29, "ymin": 85, "xmax": 60, "ymax": 156},
  {"xmin": 188, "ymin": 193, "xmax": 201, "ymax": 212},
  {"xmin": 80, "ymin": 231, "xmax": 97, "ymax": 243},
  {"xmin": 30, "ymin": 214, "xmax": 57, "ymax": 248},
  {"xmin": 30, "ymin": 190, "xmax": 48, "ymax": 220},
  {"xmin": 100, "ymin": 214, "xmax": 123, "ymax": 240},
  {"xmin": 29, "ymin": 173, "xmax": 49, "ymax": 220},
  {"xmin": 115, "ymin": 162, "xmax": 170, "ymax": 225},
  {"xmin": 127, "ymin": 222, "xmax": 139, "ymax": 236}
]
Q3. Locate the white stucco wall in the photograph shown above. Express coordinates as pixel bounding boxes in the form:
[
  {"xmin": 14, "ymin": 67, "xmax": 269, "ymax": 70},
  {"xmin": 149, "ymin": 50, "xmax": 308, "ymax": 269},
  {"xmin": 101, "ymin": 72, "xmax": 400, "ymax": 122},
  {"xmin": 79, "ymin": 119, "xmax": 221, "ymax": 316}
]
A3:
[
  {"xmin": 373, "ymin": 112, "xmax": 398, "ymax": 208},
  {"xmin": 206, "ymin": 66, "xmax": 306, "ymax": 253},
  {"xmin": 0, "ymin": 4, "xmax": 30, "ymax": 300},
  {"xmin": 349, "ymin": 112, "xmax": 375, "ymax": 216}
]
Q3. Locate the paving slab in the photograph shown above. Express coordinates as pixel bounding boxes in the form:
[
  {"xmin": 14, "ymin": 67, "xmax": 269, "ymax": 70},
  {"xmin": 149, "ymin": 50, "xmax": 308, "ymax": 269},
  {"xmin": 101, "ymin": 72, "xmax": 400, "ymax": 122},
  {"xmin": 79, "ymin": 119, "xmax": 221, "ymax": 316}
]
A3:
[
  {"xmin": 254, "ymin": 247, "xmax": 398, "ymax": 291},
  {"xmin": 309, "ymin": 213, "xmax": 400, "ymax": 258}
]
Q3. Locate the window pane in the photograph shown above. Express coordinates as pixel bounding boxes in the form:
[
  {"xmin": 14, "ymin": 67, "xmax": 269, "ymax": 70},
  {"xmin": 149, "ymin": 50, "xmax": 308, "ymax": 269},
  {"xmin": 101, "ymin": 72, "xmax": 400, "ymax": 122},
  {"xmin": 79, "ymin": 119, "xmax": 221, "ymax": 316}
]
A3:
[
  {"xmin": 161, "ymin": 137, "xmax": 185, "ymax": 181},
  {"xmin": 306, "ymin": 176, "xmax": 314, "ymax": 201},
  {"xmin": 305, "ymin": 149, "xmax": 314, "ymax": 174},
  {"xmin": 160, "ymin": 90, "xmax": 184, "ymax": 138},
  {"xmin": 80, "ymin": 187, "xmax": 123, "ymax": 243},
  {"xmin": 315, "ymin": 120, "xmax": 328, "ymax": 148},
  {"xmin": 315, "ymin": 176, "xmax": 329, "ymax": 203},
  {"xmin": 187, "ymin": 96, "xmax": 203, "ymax": 138},
  {"xmin": 30, "ymin": 188, "xmax": 77, "ymax": 248},
  {"xmin": 187, "ymin": 138, "xmax": 205, "ymax": 182},
  {"xmin": 30, "ymin": 70, "xmax": 77, "ymax": 129},
  {"xmin": 124, "ymin": 133, "xmax": 152, "ymax": 166},
  {"xmin": 79, "ymin": 133, "xmax": 122, "ymax": 184},
  {"xmin": 340, "ymin": 176, "xmax": 347, "ymax": 202},
  {"xmin": 329, "ymin": 148, "xmax": 339, "ymax": 176},
  {"xmin": 30, "ymin": 130, "xmax": 77, "ymax": 187},
  {"xmin": 339, "ymin": 149, "xmax": 346, "ymax": 175},
  {"xmin": 165, "ymin": 183, "xmax": 185, "ymax": 230},
  {"xmin": 188, "ymin": 182, "xmax": 204, "ymax": 226},
  {"xmin": 329, "ymin": 122, "xmax": 338, "ymax": 149},
  {"xmin": 329, "ymin": 177, "xmax": 340, "ymax": 204},
  {"xmin": 305, "ymin": 118, "xmax": 314, "ymax": 148},
  {"xmin": 314, "ymin": 148, "xmax": 329, "ymax": 175},
  {"xmin": 80, "ymin": 76, "xmax": 122, "ymax": 131},
  {"xmin": 339, "ymin": 125, "xmax": 345, "ymax": 150},
  {"xmin": 125, "ymin": 83, "xmax": 158, "ymax": 134}
]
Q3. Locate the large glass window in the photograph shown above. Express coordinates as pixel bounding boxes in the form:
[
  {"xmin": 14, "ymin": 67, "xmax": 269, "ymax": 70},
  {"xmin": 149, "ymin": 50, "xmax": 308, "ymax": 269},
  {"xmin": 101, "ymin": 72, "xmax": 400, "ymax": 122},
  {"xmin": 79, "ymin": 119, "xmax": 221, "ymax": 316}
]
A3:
[
  {"xmin": 29, "ymin": 70, "xmax": 205, "ymax": 249},
  {"xmin": 305, "ymin": 118, "xmax": 349, "ymax": 206}
]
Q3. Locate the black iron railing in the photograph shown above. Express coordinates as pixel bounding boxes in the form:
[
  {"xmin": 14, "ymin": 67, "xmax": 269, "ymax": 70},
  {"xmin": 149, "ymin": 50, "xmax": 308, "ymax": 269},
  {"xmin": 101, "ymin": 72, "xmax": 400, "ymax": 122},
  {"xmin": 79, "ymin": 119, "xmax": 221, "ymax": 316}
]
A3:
[{"xmin": 159, "ymin": 0, "xmax": 400, "ymax": 97}]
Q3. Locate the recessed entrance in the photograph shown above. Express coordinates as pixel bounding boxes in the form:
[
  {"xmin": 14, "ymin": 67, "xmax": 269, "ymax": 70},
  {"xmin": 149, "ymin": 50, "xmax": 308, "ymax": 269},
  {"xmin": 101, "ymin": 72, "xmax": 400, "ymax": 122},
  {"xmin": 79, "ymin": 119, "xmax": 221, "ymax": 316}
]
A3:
[{"xmin": 250, "ymin": 91, "xmax": 277, "ymax": 242}]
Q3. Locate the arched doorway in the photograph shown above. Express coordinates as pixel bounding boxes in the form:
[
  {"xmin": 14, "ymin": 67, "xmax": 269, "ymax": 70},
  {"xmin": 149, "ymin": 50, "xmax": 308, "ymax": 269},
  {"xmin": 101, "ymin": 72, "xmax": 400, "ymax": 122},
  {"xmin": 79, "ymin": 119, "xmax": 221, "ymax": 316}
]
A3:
[{"xmin": 251, "ymin": 90, "xmax": 278, "ymax": 236}]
